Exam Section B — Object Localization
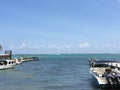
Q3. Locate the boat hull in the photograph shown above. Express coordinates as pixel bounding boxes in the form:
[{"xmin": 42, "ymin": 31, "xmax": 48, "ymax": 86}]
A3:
[
  {"xmin": 90, "ymin": 70, "xmax": 120, "ymax": 88},
  {"xmin": 0, "ymin": 59, "xmax": 16, "ymax": 70},
  {"xmin": 0, "ymin": 64, "xmax": 15, "ymax": 70}
]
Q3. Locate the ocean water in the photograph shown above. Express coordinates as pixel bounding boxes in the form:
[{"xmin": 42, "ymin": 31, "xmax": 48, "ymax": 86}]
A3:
[{"xmin": 0, "ymin": 54, "xmax": 120, "ymax": 90}]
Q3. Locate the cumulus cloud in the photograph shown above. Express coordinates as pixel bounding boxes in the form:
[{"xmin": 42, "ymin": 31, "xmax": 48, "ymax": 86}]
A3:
[
  {"xmin": 64, "ymin": 45, "xmax": 72, "ymax": 49},
  {"xmin": 7, "ymin": 42, "xmax": 120, "ymax": 54},
  {"xmin": 48, "ymin": 44, "xmax": 60, "ymax": 49},
  {"xmin": 78, "ymin": 42, "xmax": 90, "ymax": 48},
  {"xmin": 94, "ymin": 44, "xmax": 120, "ymax": 50},
  {"xmin": 10, "ymin": 42, "xmax": 91, "ymax": 50},
  {"xmin": 19, "ymin": 43, "xmax": 30, "ymax": 49},
  {"xmin": 39, "ymin": 45, "xmax": 46, "ymax": 48},
  {"xmin": 107, "ymin": 44, "xmax": 120, "ymax": 49}
]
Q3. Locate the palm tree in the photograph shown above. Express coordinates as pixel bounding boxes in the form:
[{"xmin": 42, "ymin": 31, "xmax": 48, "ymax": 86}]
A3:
[{"xmin": 0, "ymin": 44, "xmax": 2, "ymax": 50}]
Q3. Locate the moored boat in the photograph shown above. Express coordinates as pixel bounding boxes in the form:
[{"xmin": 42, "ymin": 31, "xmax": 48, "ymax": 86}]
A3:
[
  {"xmin": 0, "ymin": 59, "xmax": 16, "ymax": 70},
  {"xmin": 15, "ymin": 58, "xmax": 23, "ymax": 64},
  {"xmin": 22, "ymin": 57, "xmax": 39, "ymax": 62},
  {"xmin": 89, "ymin": 58, "xmax": 120, "ymax": 88}
]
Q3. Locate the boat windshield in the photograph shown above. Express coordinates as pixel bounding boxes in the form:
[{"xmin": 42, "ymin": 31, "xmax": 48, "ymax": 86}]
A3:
[
  {"xmin": 93, "ymin": 60, "xmax": 117, "ymax": 68},
  {"xmin": 94, "ymin": 63, "xmax": 108, "ymax": 67}
]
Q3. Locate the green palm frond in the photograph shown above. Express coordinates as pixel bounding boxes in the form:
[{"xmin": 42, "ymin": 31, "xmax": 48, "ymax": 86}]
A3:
[{"xmin": 0, "ymin": 44, "xmax": 2, "ymax": 50}]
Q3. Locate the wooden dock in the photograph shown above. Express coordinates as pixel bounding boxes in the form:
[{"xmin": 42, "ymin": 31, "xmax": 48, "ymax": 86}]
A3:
[{"xmin": 0, "ymin": 50, "xmax": 39, "ymax": 65}]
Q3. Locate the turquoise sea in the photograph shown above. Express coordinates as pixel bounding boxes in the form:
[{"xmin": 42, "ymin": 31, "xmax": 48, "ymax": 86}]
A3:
[{"xmin": 0, "ymin": 54, "xmax": 120, "ymax": 90}]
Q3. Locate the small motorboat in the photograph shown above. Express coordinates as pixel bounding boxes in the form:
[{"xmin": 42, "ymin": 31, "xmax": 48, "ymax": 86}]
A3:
[
  {"xmin": 15, "ymin": 58, "xmax": 23, "ymax": 65},
  {"xmin": 89, "ymin": 58, "xmax": 120, "ymax": 88}
]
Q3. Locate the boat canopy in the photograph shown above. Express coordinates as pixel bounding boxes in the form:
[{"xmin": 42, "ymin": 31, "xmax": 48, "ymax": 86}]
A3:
[
  {"xmin": 89, "ymin": 59, "xmax": 120, "ymax": 68},
  {"xmin": 94, "ymin": 60, "xmax": 116, "ymax": 64}
]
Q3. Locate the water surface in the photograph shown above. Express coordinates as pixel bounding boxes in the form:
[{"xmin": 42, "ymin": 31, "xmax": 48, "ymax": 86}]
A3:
[{"xmin": 0, "ymin": 54, "xmax": 120, "ymax": 90}]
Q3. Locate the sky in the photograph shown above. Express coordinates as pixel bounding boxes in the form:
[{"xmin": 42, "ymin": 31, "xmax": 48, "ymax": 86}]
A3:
[{"xmin": 1, "ymin": 0, "xmax": 120, "ymax": 54}]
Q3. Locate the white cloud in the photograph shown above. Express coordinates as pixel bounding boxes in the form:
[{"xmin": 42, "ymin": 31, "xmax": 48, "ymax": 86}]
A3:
[
  {"xmin": 103, "ymin": 44, "xmax": 120, "ymax": 49},
  {"xmin": 48, "ymin": 44, "xmax": 60, "ymax": 49},
  {"xmin": 78, "ymin": 42, "xmax": 90, "ymax": 48},
  {"xmin": 110, "ymin": 44, "xmax": 120, "ymax": 49},
  {"xmin": 28, "ymin": 44, "xmax": 47, "ymax": 49},
  {"xmin": 94, "ymin": 44, "xmax": 120, "ymax": 50},
  {"xmin": 9, "ymin": 45, "xmax": 15, "ymax": 49},
  {"xmin": 64, "ymin": 45, "xmax": 72, "ymax": 49},
  {"xmin": 9, "ymin": 42, "xmax": 120, "ymax": 54},
  {"xmin": 32, "ymin": 45, "xmax": 40, "ymax": 49},
  {"xmin": 39, "ymin": 45, "xmax": 46, "ymax": 48},
  {"xmin": 18, "ymin": 43, "xmax": 30, "ymax": 49}
]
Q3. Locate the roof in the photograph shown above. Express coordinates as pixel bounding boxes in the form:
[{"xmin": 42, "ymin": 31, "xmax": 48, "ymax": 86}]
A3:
[{"xmin": 95, "ymin": 60, "xmax": 117, "ymax": 64}]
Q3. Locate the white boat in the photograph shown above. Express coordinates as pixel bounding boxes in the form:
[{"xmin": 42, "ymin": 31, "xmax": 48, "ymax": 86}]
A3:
[
  {"xmin": 15, "ymin": 58, "xmax": 23, "ymax": 64},
  {"xmin": 89, "ymin": 58, "xmax": 120, "ymax": 88},
  {"xmin": 0, "ymin": 59, "xmax": 16, "ymax": 70},
  {"xmin": 22, "ymin": 57, "xmax": 39, "ymax": 62},
  {"xmin": 15, "ymin": 57, "xmax": 39, "ymax": 64}
]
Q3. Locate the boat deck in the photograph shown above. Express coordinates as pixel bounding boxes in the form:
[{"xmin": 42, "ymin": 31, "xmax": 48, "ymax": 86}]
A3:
[{"xmin": 92, "ymin": 68, "xmax": 106, "ymax": 76}]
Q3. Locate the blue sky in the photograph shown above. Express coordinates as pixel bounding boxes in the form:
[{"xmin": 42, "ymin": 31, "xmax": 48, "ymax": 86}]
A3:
[{"xmin": 1, "ymin": 0, "xmax": 120, "ymax": 54}]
